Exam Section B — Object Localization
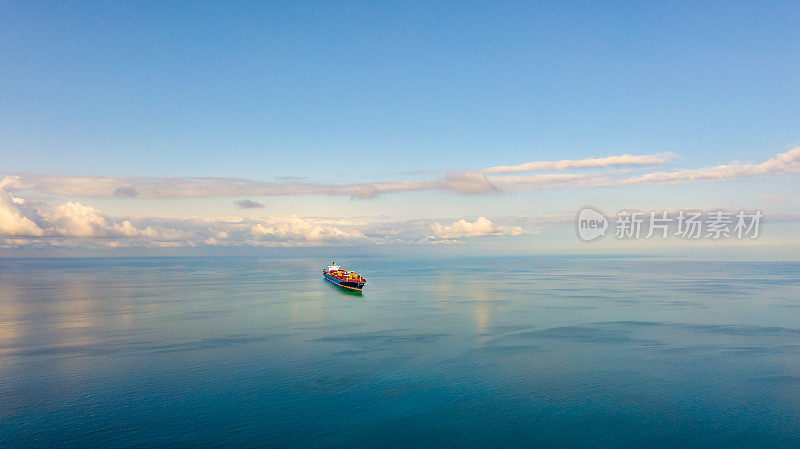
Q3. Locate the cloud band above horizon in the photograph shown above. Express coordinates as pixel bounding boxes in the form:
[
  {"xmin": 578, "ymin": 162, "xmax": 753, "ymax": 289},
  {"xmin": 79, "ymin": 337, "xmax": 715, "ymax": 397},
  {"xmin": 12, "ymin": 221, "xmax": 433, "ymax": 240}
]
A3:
[
  {"xmin": 3, "ymin": 148, "xmax": 799, "ymax": 201},
  {"xmin": 2, "ymin": 147, "xmax": 800, "ymax": 249}
]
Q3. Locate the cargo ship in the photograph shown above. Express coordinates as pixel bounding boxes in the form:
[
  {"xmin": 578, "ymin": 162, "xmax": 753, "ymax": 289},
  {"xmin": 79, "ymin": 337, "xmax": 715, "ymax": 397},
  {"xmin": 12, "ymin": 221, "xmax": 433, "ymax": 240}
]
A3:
[{"xmin": 323, "ymin": 262, "xmax": 366, "ymax": 291}]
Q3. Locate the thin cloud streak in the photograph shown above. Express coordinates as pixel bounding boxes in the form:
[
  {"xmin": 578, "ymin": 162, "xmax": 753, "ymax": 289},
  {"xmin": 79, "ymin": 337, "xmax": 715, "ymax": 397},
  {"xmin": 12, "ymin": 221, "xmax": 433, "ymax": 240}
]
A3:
[
  {"xmin": 618, "ymin": 147, "xmax": 800, "ymax": 185},
  {"xmin": 483, "ymin": 153, "xmax": 677, "ymax": 174},
  {"xmin": 489, "ymin": 147, "xmax": 800, "ymax": 190},
  {"xmin": 2, "ymin": 148, "xmax": 799, "ymax": 200}
]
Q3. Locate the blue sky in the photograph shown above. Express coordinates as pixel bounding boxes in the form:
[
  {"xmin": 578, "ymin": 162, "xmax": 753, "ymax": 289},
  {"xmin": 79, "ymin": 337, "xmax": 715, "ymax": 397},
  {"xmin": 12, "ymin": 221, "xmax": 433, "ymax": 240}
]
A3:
[{"xmin": 1, "ymin": 1, "xmax": 799, "ymax": 256}]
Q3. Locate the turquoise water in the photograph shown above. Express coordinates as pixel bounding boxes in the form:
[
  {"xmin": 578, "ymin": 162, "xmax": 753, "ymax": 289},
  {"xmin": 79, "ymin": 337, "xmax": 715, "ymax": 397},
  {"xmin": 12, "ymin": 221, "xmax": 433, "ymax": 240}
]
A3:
[{"xmin": 1, "ymin": 257, "xmax": 799, "ymax": 448}]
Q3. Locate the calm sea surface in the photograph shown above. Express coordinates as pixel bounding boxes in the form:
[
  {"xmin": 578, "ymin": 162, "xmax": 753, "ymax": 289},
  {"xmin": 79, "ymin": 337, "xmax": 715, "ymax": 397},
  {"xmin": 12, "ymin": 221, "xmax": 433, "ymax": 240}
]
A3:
[{"xmin": 1, "ymin": 256, "xmax": 799, "ymax": 448}]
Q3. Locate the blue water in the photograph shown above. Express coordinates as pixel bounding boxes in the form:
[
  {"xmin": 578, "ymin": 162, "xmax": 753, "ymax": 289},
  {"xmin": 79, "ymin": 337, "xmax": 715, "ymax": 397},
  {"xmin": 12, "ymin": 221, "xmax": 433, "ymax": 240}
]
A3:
[{"xmin": 1, "ymin": 257, "xmax": 799, "ymax": 448}]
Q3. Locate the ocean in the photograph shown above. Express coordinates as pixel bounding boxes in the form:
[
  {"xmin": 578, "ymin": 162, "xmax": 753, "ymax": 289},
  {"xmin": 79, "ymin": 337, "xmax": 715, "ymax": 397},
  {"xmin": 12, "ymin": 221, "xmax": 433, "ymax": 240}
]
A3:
[{"xmin": 1, "ymin": 256, "xmax": 799, "ymax": 448}]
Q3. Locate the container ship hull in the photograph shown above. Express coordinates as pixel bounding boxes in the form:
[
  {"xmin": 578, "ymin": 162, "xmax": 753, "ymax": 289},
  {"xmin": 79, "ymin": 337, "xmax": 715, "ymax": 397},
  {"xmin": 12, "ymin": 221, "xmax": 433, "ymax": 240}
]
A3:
[{"xmin": 323, "ymin": 269, "xmax": 366, "ymax": 291}]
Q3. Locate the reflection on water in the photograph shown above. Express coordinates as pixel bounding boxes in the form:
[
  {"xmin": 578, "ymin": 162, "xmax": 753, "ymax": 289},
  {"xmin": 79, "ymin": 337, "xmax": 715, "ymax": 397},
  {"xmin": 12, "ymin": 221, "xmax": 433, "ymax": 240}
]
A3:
[
  {"xmin": 325, "ymin": 279, "xmax": 365, "ymax": 297},
  {"xmin": 1, "ymin": 256, "xmax": 800, "ymax": 448},
  {"xmin": 473, "ymin": 302, "xmax": 491, "ymax": 334}
]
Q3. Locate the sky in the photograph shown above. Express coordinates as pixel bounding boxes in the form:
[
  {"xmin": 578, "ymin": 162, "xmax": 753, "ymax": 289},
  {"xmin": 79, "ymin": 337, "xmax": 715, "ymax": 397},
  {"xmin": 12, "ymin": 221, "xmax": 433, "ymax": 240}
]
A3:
[{"xmin": 1, "ymin": 1, "xmax": 799, "ymax": 258}]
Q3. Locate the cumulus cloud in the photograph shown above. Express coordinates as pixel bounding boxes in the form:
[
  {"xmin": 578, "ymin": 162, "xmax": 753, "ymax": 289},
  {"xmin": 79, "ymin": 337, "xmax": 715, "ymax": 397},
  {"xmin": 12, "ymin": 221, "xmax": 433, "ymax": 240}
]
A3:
[
  {"xmin": 235, "ymin": 199, "xmax": 265, "ymax": 209},
  {"xmin": 0, "ymin": 196, "xmax": 530, "ymax": 248},
  {"xmin": 250, "ymin": 215, "xmax": 366, "ymax": 243},
  {"xmin": 0, "ymin": 195, "xmax": 189, "ymax": 246},
  {"xmin": 359, "ymin": 216, "xmax": 532, "ymax": 244},
  {"xmin": 427, "ymin": 216, "xmax": 526, "ymax": 241},
  {"xmin": 0, "ymin": 194, "xmax": 43, "ymax": 236},
  {"xmin": 50, "ymin": 202, "xmax": 112, "ymax": 237}
]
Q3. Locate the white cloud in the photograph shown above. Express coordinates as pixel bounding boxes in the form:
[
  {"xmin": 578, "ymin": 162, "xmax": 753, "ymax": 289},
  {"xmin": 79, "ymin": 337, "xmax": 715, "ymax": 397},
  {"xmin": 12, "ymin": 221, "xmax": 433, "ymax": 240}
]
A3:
[
  {"xmin": 250, "ymin": 215, "xmax": 366, "ymax": 243},
  {"xmin": 1, "ymin": 147, "xmax": 798, "ymax": 249},
  {"xmin": 18, "ymin": 148, "xmax": 792, "ymax": 200},
  {"xmin": 0, "ymin": 196, "xmax": 191, "ymax": 244},
  {"xmin": 428, "ymin": 216, "xmax": 526, "ymax": 241},
  {"xmin": 483, "ymin": 153, "xmax": 676, "ymax": 174},
  {"xmin": 45, "ymin": 202, "xmax": 181, "ymax": 240},
  {"xmin": 0, "ymin": 194, "xmax": 43, "ymax": 236},
  {"xmin": 618, "ymin": 147, "xmax": 800, "ymax": 186},
  {"xmin": 484, "ymin": 147, "xmax": 800, "ymax": 191},
  {"xmin": 50, "ymin": 201, "xmax": 111, "ymax": 237},
  {"xmin": 0, "ymin": 197, "xmax": 530, "ymax": 248}
]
